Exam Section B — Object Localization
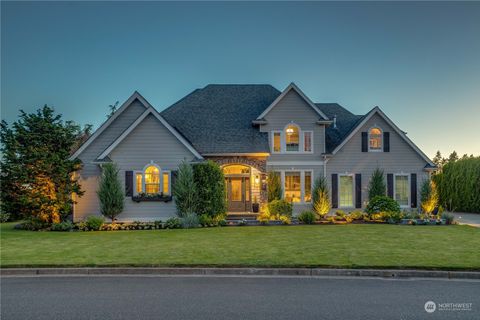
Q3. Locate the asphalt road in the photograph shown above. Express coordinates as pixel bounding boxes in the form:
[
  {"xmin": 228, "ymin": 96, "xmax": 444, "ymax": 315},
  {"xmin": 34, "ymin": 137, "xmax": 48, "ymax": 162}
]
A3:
[{"xmin": 1, "ymin": 275, "xmax": 479, "ymax": 320}]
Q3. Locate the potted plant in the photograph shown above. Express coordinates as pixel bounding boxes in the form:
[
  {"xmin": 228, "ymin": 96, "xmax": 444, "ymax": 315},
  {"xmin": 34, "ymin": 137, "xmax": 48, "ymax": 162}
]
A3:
[{"xmin": 252, "ymin": 196, "xmax": 259, "ymax": 213}]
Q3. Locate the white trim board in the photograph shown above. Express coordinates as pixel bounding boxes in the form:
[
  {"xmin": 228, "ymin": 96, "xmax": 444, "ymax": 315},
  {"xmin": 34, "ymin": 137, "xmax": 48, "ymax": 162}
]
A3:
[
  {"xmin": 97, "ymin": 107, "xmax": 203, "ymax": 160},
  {"xmin": 69, "ymin": 91, "xmax": 150, "ymax": 160},
  {"xmin": 256, "ymin": 83, "xmax": 329, "ymax": 121},
  {"xmin": 330, "ymin": 106, "xmax": 435, "ymax": 166},
  {"xmin": 267, "ymin": 161, "xmax": 325, "ymax": 166}
]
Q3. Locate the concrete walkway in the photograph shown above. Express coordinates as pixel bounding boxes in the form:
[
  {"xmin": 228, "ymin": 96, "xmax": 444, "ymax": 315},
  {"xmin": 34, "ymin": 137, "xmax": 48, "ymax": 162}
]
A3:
[{"xmin": 452, "ymin": 212, "xmax": 480, "ymax": 227}]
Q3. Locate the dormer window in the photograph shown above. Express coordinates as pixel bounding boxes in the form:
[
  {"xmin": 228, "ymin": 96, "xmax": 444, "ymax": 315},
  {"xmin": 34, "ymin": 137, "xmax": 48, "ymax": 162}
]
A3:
[
  {"xmin": 271, "ymin": 124, "xmax": 313, "ymax": 154},
  {"xmin": 285, "ymin": 125, "xmax": 299, "ymax": 151},
  {"xmin": 369, "ymin": 127, "xmax": 382, "ymax": 151}
]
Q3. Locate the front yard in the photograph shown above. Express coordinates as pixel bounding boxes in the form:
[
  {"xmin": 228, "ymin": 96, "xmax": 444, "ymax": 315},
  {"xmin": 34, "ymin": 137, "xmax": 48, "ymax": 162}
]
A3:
[{"xmin": 1, "ymin": 222, "xmax": 479, "ymax": 270}]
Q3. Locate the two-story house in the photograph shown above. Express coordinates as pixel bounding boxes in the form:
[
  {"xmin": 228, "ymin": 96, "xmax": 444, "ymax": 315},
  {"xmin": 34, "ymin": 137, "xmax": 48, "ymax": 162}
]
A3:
[{"xmin": 70, "ymin": 83, "xmax": 436, "ymax": 221}]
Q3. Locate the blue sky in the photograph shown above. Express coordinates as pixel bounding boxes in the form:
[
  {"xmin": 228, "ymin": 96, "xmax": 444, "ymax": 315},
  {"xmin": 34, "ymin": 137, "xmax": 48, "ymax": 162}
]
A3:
[{"xmin": 2, "ymin": 1, "xmax": 479, "ymax": 157}]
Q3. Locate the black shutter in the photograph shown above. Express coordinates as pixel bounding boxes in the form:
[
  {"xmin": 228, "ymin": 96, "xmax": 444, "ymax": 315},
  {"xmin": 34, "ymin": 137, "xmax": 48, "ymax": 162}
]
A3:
[
  {"xmin": 171, "ymin": 170, "xmax": 178, "ymax": 194},
  {"xmin": 411, "ymin": 173, "xmax": 417, "ymax": 208},
  {"xmin": 387, "ymin": 174, "xmax": 394, "ymax": 198},
  {"xmin": 355, "ymin": 174, "xmax": 362, "ymax": 208},
  {"xmin": 361, "ymin": 132, "xmax": 368, "ymax": 152},
  {"xmin": 125, "ymin": 171, "xmax": 133, "ymax": 196},
  {"xmin": 331, "ymin": 174, "xmax": 338, "ymax": 208},
  {"xmin": 384, "ymin": 132, "xmax": 390, "ymax": 152}
]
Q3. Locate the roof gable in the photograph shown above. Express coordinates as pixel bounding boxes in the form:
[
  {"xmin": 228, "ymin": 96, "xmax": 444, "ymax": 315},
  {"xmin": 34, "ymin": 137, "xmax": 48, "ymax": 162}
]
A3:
[
  {"xmin": 330, "ymin": 107, "xmax": 434, "ymax": 166},
  {"xmin": 70, "ymin": 91, "xmax": 150, "ymax": 160},
  {"xmin": 97, "ymin": 107, "xmax": 203, "ymax": 160},
  {"xmin": 256, "ymin": 83, "xmax": 329, "ymax": 121}
]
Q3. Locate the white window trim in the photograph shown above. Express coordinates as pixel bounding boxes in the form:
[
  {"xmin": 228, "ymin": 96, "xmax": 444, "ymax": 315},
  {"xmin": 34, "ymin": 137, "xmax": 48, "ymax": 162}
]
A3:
[
  {"xmin": 303, "ymin": 131, "xmax": 314, "ymax": 153},
  {"xmin": 368, "ymin": 125, "xmax": 383, "ymax": 152},
  {"xmin": 271, "ymin": 131, "xmax": 282, "ymax": 153},
  {"xmin": 270, "ymin": 124, "xmax": 314, "ymax": 154},
  {"xmin": 394, "ymin": 173, "xmax": 410, "ymax": 208},
  {"xmin": 133, "ymin": 162, "xmax": 172, "ymax": 196},
  {"xmin": 338, "ymin": 173, "xmax": 355, "ymax": 209},
  {"xmin": 276, "ymin": 170, "xmax": 314, "ymax": 204}
]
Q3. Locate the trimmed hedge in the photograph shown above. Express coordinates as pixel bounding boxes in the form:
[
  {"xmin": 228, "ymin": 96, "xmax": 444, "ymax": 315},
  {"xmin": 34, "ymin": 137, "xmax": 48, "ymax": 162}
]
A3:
[
  {"xmin": 434, "ymin": 157, "xmax": 480, "ymax": 213},
  {"xmin": 193, "ymin": 161, "xmax": 226, "ymax": 217}
]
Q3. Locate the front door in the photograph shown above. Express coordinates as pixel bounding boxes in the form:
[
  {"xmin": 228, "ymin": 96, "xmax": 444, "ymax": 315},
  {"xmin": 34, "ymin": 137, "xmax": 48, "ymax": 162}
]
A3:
[{"xmin": 226, "ymin": 177, "xmax": 250, "ymax": 212}]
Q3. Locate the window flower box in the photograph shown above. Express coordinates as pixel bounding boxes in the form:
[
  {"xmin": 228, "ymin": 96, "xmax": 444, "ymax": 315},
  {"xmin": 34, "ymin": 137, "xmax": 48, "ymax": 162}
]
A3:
[{"xmin": 132, "ymin": 193, "xmax": 172, "ymax": 203}]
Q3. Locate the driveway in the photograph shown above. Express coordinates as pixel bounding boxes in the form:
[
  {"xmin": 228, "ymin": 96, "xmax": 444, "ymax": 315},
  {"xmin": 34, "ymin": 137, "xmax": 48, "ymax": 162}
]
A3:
[
  {"xmin": 1, "ymin": 275, "xmax": 479, "ymax": 320},
  {"xmin": 452, "ymin": 212, "xmax": 480, "ymax": 227}
]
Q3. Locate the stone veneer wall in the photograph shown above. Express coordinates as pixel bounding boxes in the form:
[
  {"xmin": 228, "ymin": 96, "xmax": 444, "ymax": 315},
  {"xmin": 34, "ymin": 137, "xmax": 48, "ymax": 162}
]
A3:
[{"xmin": 207, "ymin": 156, "xmax": 268, "ymax": 204}]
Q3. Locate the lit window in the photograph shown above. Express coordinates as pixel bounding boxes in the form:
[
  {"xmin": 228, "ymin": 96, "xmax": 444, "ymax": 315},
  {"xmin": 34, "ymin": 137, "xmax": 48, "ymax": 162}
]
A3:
[
  {"xmin": 285, "ymin": 125, "xmax": 299, "ymax": 152},
  {"xmin": 163, "ymin": 172, "xmax": 169, "ymax": 195},
  {"xmin": 339, "ymin": 175, "xmax": 354, "ymax": 207},
  {"xmin": 369, "ymin": 127, "xmax": 382, "ymax": 151},
  {"xmin": 145, "ymin": 165, "xmax": 160, "ymax": 194},
  {"xmin": 304, "ymin": 171, "xmax": 312, "ymax": 202},
  {"xmin": 285, "ymin": 172, "xmax": 301, "ymax": 203},
  {"xmin": 136, "ymin": 173, "xmax": 143, "ymax": 193},
  {"xmin": 395, "ymin": 175, "xmax": 409, "ymax": 207},
  {"xmin": 304, "ymin": 131, "xmax": 312, "ymax": 152},
  {"xmin": 273, "ymin": 132, "xmax": 281, "ymax": 153}
]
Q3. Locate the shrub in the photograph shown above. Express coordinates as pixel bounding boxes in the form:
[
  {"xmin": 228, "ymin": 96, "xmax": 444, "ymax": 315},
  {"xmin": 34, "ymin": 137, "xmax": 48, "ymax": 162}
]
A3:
[
  {"xmin": 434, "ymin": 157, "xmax": 480, "ymax": 213},
  {"xmin": 217, "ymin": 219, "xmax": 227, "ymax": 227},
  {"xmin": 97, "ymin": 163, "xmax": 124, "ymax": 222},
  {"xmin": 257, "ymin": 212, "xmax": 271, "ymax": 225},
  {"xmin": 384, "ymin": 211, "xmax": 404, "ymax": 224},
  {"xmin": 19, "ymin": 217, "xmax": 49, "ymax": 231},
  {"xmin": 312, "ymin": 177, "xmax": 330, "ymax": 218},
  {"xmin": 279, "ymin": 215, "xmax": 291, "ymax": 225},
  {"xmin": 368, "ymin": 168, "xmax": 386, "ymax": 200},
  {"xmin": 165, "ymin": 217, "xmax": 182, "ymax": 229},
  {"xmin": 441, "ymin": 212, "xmax": 455, "ymax": 225},
  {"xmin": 181, "ymin": 213, "xmax": 199, "ymax": 229},
  {"xmin": 0, "ymin": 212, "xmax": 11, "ymax": 223},
  {"xmin": 349, "ymin": 210, "xmax": 364, "ymax": 220},
  {"xmin": 267, "ymin": 172, "xmax": 282, "ymax": 202},
  {"xmin": 85, "ymin": 215, "xmax": 104, "ymax": 231},
  {"xmin": 51, "ymin": 220, "xmax": 74, "ymax": 231},
  {"xmin": 420, "ymin": 179, "xmax": 439, "ymax": 214},
  {"xmin": 298, "ymin": 210, "xmax": 316, "ymax": 224},
  {"xmin": 335, "ymin": 210, "xmax": 346, "ymax": 217},
  {"xmin": 193, "ymin": 161, "xmax": 226, "ymax": 217},
  {"xmin": 267, "ymin": 199, "xmax": 293, "ymax": 219},
  {"xmin": 101, "ymin": 223, "xmax": 121, "ymax": 231},
  {"xmin": 173, "ymin": 160, "xmax": 198, "ymax": 217},
  {"xmin": 199, "ymin": 214, "xmax": 214, "ymax": 227},
  {"xmin": 366, "ymin": 196, "xmax": 400, "ymax": 215}
]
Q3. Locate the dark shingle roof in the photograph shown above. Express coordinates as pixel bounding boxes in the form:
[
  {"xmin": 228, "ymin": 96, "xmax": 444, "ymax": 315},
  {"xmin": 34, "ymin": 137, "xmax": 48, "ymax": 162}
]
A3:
[
  {"xmin": 160, "ymin": 85, "xmax": 365, "ymax": 154},
  {"xmin": 315, "ymin": 103, "xmax": 365, "ymax": 153},
  {"xmin": 161, "ymin": 84, "xmax": 281, "ymax": 154}
]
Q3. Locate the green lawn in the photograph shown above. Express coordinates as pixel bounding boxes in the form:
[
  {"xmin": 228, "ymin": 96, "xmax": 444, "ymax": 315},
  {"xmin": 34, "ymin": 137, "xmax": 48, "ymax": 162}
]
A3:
[{"xmin": 1, "ymin": 223, "xmax": 479, "ymax": 270}]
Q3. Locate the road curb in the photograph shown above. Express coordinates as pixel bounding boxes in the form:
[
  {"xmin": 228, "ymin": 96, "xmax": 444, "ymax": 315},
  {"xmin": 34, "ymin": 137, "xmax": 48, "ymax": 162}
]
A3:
[{"xmin": 1, "ymin": 267, "xmax": 479, "ymax": 279}]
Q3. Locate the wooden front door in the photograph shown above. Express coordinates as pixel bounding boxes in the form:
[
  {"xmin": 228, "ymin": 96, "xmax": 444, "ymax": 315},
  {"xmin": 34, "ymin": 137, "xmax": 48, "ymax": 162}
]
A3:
[{"xmin": 226, "ymin": 177, "xmax": 250, "ymax": 212}]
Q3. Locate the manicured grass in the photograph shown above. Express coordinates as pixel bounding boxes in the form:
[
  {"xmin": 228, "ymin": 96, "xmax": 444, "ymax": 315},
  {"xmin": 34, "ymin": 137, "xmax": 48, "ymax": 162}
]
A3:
[{"xmin": 1, "ymin": 222, "xmax": 479, "ymax": 270}]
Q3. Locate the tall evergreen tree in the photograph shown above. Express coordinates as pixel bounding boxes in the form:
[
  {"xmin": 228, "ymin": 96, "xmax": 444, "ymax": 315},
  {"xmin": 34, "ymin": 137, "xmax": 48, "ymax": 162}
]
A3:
[
  {"xmin": 368, "ymin": 168, "xmax": 386, "ymax": 200},
  {"xmin": 97, "ymin": 163, "xmax": 124, "ymax": 222},
  {"xmin": 0, "ymin": 106, "xmax": 84, "ymax": 221},
  {"xmin": 448, "ymin": 151, "xmax": 458, "ymax": 163},
  {"xmin": 267, "ymin": 171, "xmax": 282, "ymax": 202},
  {"xmin": 173, "ymin": 160, "xmax": 197, "ymax": 217}
]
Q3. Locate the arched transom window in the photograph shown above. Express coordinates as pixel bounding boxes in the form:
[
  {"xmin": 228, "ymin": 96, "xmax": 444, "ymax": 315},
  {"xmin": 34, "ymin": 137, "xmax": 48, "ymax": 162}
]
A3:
[
  {"xmin": 135, "ymin": 164, "xmax": 171, "ymax": 195},
  {"xmin": 369, "ymin": 127, "xmax": 382, "ymax": 151}
]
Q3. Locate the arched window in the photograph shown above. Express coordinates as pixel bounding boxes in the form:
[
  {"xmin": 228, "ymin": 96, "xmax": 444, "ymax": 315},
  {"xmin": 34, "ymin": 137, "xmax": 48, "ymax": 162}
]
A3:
[
  {"xmin": 134, "ymin": 163, "xmax": 171, "ymax": 195},
  {"xmin": 285, "ymin": 124, "xmax": 299, "ymax": 151},
  {"xmin": 144, "ymin": 165, "xmax": 160, "ymax": 194},
  {"xmin": 369, "ymin": 127, "xmax": 382, "ymax": 151}
]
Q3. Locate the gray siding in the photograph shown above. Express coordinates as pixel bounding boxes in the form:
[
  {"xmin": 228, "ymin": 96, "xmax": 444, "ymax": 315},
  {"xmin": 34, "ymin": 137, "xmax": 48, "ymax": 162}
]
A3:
[
  {"xmin": 260, "ymin": 90, "xmax": 326, "ymax": 161},
  {"xmin": 326, "ymin": 113, "xmax": 430, "ymax": 211},
  {"xmin": 109, "ymin": 114, "xmax": 198, "ymax": 221},
  {"xmin": 74, "ymin": 99, "xmax": 147, "ymax": 221}
]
